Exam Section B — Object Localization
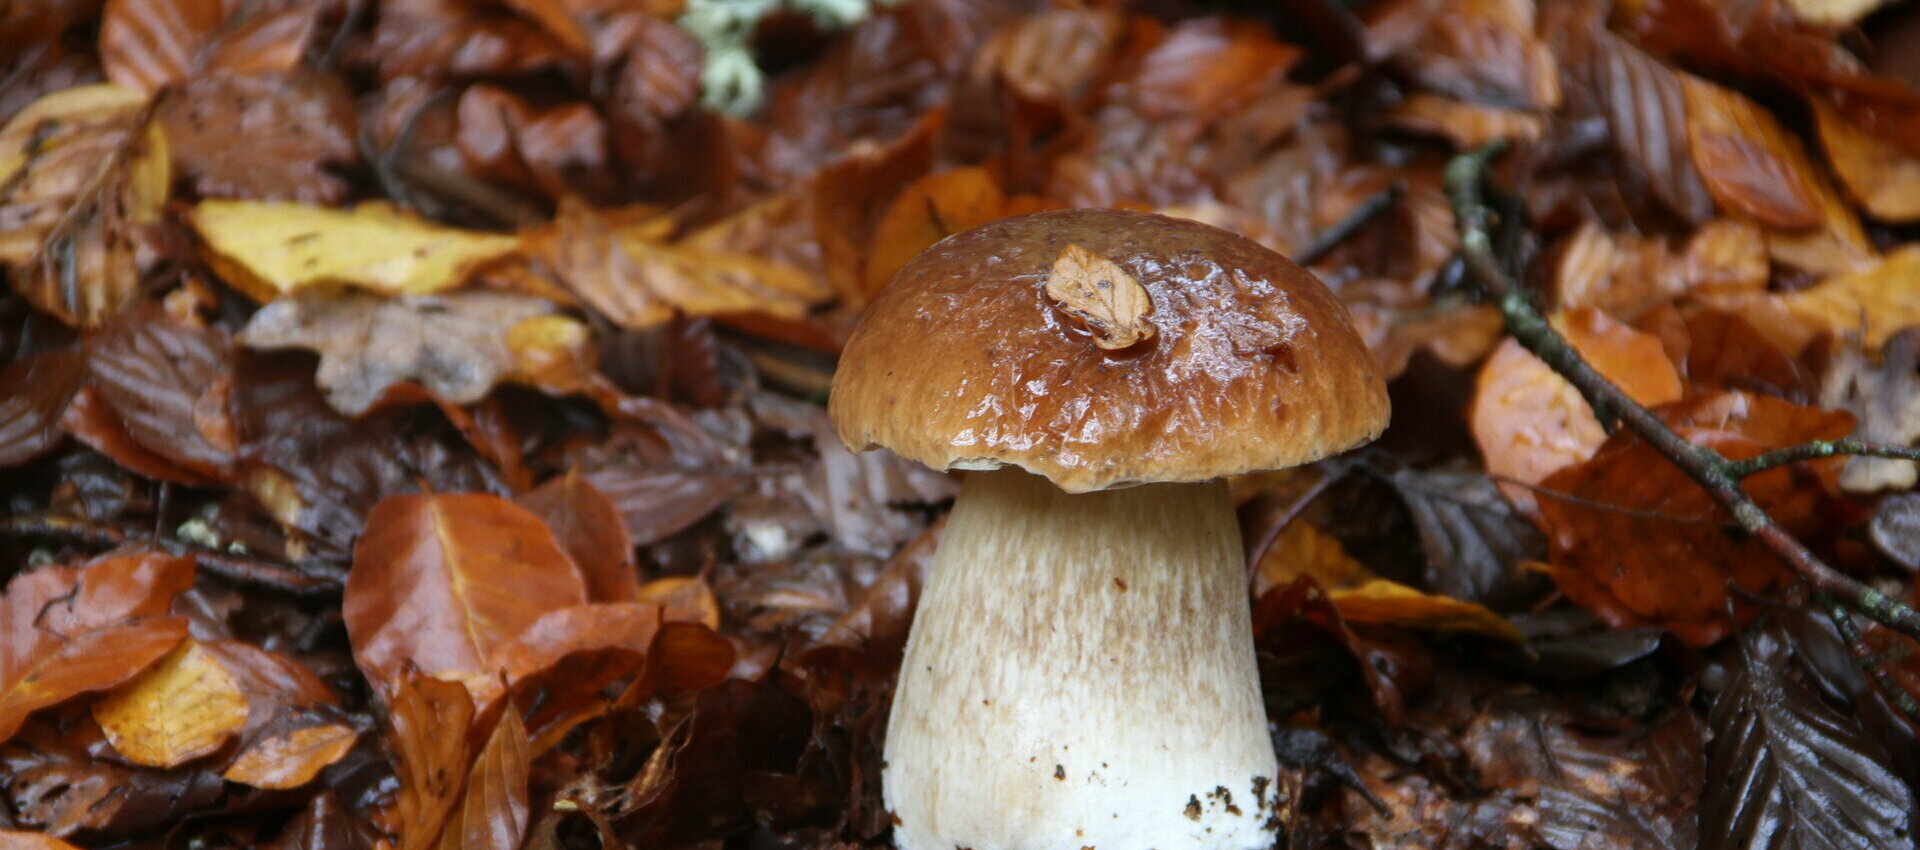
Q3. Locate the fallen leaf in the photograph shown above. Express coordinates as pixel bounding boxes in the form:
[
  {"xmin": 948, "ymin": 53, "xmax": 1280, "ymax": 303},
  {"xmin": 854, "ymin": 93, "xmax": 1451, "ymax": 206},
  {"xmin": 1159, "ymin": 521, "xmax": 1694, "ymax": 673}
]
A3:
[
  {"xmin": 1045, "ymin": 243, "xmax": 1157, "ymax": 350},
  {"xmin": 1786, "ymin": 0, "xmax": 1894, "ymax": 24},
  {"xmin": 192, "ymin": 200, "xmax": 520, "ymax": 302},
  {"xmin": 455, "ymin": 84, "xmax": 610, "ymax": 202},
  {"xmin": 92, "ymin": 639, "xmax": 250, "ymax": 768},
  {"xmin": 99, "ymin": 0, "xmax": 319, "ymax": 93},
  {"xmin": 0, "ymin": 552, "xmax": 195, "ymax": 742},
  {"xmin": 0, "ymin": 349, "xmax": 86, "ymax": 468},
  {"xmin": 1127, "ymin": 17, "xmax": 1300, "ymax": 124},
  {"xmin": 809, "ymin": 108, "xmax": 942, "ymax": 307},
  {"xmin": 0, "ymin": 84, "xmax": 168, "ymax": 326},
  {"xmin": 634, "ymin": 577, "xmax": 722, "ymax": 630},
  {"xmin": 1, "ymin": 714, "xmax": 223, "ymax": 837},
  {"xmin": 865, "ymin": 167, "xmax": 1011, "ymax": 294},
  {"xmin": 62, "ymin": 385, "xmax": 216, "ymax": 485},
  {"xmin": 1383, "ymin": 93, "xmax": 1545, "ymax": 148},
  {"xmin": 581, "ymin": 463, "xmax": 747, "ymax": 546},
  {"xmin": 1818, "ymin": 331, "xmax": 1920, "ymax": 492},
  {"xmin": 1471, "ymin": 308, "xmax": 1684, "ymax": 514},
  {"xmin": 435, "ymin": 709, "xmax": 530, "ymax": 850},
  {"xmin": 0, "ymin": 832, "xmax": 85, "ymax": 849},
  {"xmin": 387, "ymin": 674, "xmax": 476, "ymax": 850},
  {"xmin": 222, "ymin": 721, "xmax": 357, "ymax": 790},
  {"xmin": 517, "ymin": 471, "xmax": 639, "ymax": 603},
  {"xmin": 345, "ymin": 492, "xmax": 587, "ymax": 703},
  {"xmin": 1703, "ymin": 626, "xmax": 1913, "ymax": 850},
  {"xmin": 1870, "ymin": 493, "xmax": 1920, "ymax": 570},
  {"xmin": 1551, "ymin": 220, "xmax": 1768, "ymax": 318},
  {"xmin": 88, "ymin": 314, "xmax": 237, "ymax": 481},
  {"xmin": 237, "ymin": 289, "xmax": 577, "ymax": 416},
  {"xmin": 1538, "ymin": 393, "xmax": 1854, "ymax": 646},
  {"xmin": 1682, "ymin": 75, "xmax": 1824, "ymax": 230},
  {"xmin": 156, "ymin": 70, "xmax": 359, "ymax": 204},
  {"xmin": 1812, "ymin": 97, "xmax": 1920, "ymax": 222},
  {"xmin": 1559, "ymin": 21, "xmax": 1714, "ymax": 224},
  {"xmin": 199, "ymin": 639, "xmax": 356, "ymax": 790},
  {"xmin": 1257, "ymin": 521, "xmax": 1522, "ymax": 642},
  {"xmin": 1384, "ymin": 466, "xmax": 1546, "ymax": 612},
  {"xmin": 1778, "ymin": 247, "xmax": 1920, "ymax": 352}
]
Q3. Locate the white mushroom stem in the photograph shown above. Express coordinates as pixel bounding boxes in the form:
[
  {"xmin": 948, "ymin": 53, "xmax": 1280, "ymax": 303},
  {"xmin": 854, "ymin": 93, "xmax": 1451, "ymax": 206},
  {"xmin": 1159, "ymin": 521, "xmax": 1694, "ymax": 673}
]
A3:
[{"xmin": 885, "ymin": 468, "xmax": 1281, "ymax": 850}]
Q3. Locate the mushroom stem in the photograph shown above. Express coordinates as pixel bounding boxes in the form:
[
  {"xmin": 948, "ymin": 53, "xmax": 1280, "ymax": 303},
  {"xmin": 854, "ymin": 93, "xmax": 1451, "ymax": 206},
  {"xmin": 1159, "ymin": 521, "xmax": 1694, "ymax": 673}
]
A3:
[{"xmin": 885, "ymin": 467, "xmax": 1280, "ymax": 850}]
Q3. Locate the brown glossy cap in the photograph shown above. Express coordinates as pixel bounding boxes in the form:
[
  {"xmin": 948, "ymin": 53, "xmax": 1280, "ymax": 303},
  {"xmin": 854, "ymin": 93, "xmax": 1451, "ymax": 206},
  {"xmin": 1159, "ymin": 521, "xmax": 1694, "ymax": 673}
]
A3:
[{"xmin": 829, "ymin": 208, "xmax": 1390, "ymax": 494}]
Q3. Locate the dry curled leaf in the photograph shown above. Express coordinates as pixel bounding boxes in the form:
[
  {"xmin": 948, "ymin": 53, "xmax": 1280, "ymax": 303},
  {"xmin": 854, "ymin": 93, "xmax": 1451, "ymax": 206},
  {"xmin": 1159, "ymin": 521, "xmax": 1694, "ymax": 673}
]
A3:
[
  {"xmin": 192, "ymin": 200, "xmax": 520, "ymax": 302},
  {"xmin": 1045, "ymin": 244, "xmax": 1156, "ymax": 350},
  {"xmin": 237, "ymin": 289, "xmax": 580, "ymax": 416},
  {"xmin": 0, "ymin": 84, "xmax": 168, "ymax": 327},
  {"xmin": 92, "ymin": 639, "xmax": 250, "ymax": 768}
]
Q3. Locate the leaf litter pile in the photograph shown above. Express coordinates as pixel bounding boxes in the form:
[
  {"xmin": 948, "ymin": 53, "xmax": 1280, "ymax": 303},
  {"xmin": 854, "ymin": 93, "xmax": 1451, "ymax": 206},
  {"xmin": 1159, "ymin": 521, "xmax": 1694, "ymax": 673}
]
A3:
[{"xmin": 5, "ymin": 0, "xmax": 1920, "ymax": 847}]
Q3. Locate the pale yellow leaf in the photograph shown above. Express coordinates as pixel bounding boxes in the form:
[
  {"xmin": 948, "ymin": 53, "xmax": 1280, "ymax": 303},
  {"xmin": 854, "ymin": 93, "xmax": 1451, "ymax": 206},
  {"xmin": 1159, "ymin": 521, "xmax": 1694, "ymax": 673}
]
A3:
[
  {"xmin": 192, "ymin": 200, "xmax": 520, "ymax": 301},
  {"xmin": 1045, "ymin": 243, "xmax": 1156, "ymax": 350},
  {"xmin": 93, "ymin": 639, "xmax": 250, "ymax": 768}
]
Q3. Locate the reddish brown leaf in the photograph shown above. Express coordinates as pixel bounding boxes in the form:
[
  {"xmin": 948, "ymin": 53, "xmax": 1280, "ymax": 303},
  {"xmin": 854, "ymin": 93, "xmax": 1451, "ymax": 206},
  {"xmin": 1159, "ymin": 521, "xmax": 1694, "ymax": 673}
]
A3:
[
  {"xmin": 89, "ymin": 314, "xmax": 237, "ymax": 481},
  {"xmin": 62, "ymin": 385, "xmax": 216, "ymax": 485},
  {"xmin": 345, "ymin": 493, "xmax": 588, "ymax": 703},
  {"xmin": 99, "ymin": 0, "xmax": 319, "ymax": 93},
  {"xmin": 387, "ymin": 674, "xmax": 476, "ymax": 850},
  {"xmin": 1, "ymin": 713, "xmax": 224, "ymax": 837},
  {"xmin": 0, "ymin": 832, "xmax": 84, "ymax": 850},
  {"xmin": 1557, "ymin": 17, "xmax": 1714, "ymax": 224},
  {"xmin": 516, "ymin": 471, "xmax": 638, "ymax": 603},
  {"xmin": 1127, "ymin": 18, "xmax": 1299, "ymax": 124},
  {"xmin": 0, "ymin": 552, "xmax": 195, "ymax": 742},
  {"xmin": 581, "ymin": 464, "xmax": 747, "ymax": 546},
  {"xmin": 633, "ymin": 577, "xmax": 721, "ymax": 629},
  {"xmin": 1682, "ymin": 76, "xmax": 1824, "ymax": 230},
  {"xmin": 435, "ymin": 709, "xmax": 530, "ymax": 850},
  {"xmin": 454, "ymin": 84, "xmax": 611, "ymax": 202},
  {"xmin": 0, "ymin": 348, "xmax": 85, "ymax": 468},
  {"xmin": 864, "ymin": 167, "xmax": 1012, "ymax": 295},
  {"xmin": 810, "ymin": 107, "xmax": 943, "ymax": 306},
  {"xmin": 156, "ymin": 70, "xmax": 359, "ymax": 204},
  {"xmin": 1538, "ymin": 393, "xmax": 1855, "ymax": 645}
]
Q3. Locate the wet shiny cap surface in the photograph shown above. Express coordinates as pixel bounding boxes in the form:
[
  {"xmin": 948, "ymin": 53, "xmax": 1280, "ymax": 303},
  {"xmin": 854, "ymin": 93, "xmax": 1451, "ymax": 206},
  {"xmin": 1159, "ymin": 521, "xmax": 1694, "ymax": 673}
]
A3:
[{"xmin": 829, "ymin": 208, "xmax": 1390, "ymax": 494}]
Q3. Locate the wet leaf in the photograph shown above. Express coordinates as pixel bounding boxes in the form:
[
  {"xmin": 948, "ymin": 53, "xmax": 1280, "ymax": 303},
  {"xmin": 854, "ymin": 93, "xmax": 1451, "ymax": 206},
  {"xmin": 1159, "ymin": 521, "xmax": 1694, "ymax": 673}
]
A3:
[
  {"xmin": 222, "ymin": 720, "xmax": 357, "ymax": 790},
  {"xmin": 1812, "ymin": 97, "xmax": 1920, "ymax": 223},
  {"xmin": 1551, "ymin": 220, "xmax": 1768, "ymax": 319},
  {"xmin": 1471, "ymin": 308, "xmax": 1683, "ymax": 514},
  {"xmin": 1682, "ymin": 76, "xmax": 1824, "ymax": 230},
  {"xmin": 156, "ymin": 70, "xmax": 359, "ymax": 204},
  {"xmin": 1538, "ymin": 393, "xmax": 1854, "ymax": 646},
  {"xmin": 435, "ymin": 709, "xmax": 529, "ymax": 850},
  {"xmin": 1558, "ymin": 19, "xmax": 1714, "ymax": 224},
  {"xmin": 864, "ymin": 167, "xmax": 1011, "ymax": 294},
  {"xmin": 192, "ymin": 200, "xmax": 520, "ymax": 302},
  {"xmin": 92, "ymin": 639, "xmax": 250, "ymax": 768},
  {"xmin": 1774, "ymin": 247, "xmax": 1920, "ymax": 352},
  {"xmin": 1045, "ymin": 243, "xmax": 1157, "ymax": 350},
  {"xmin": 237, "ymin": 289, "xmax": 579, "ymax": 416},
  {"xmin": 1871, "ymin": 493, "xmax": 1920, "ymax": 571},
  {"xmin": 581, "ymin": 463, "xmax": 747, "ymax": 546},
  {"xmin": 0, "ymin": 84, "xmax": 168, "ymax": 327},
  {"xmin": 1385, "ymin": 466, "xmax": 1546, "ymax": 611},
  {"xmin": 454, "ymin": 84, "xmax": 610, "ymax": 202},
  {"xmin": 99, "ymin": 0, "xmax": 319, "ymax": 93},
  {"xmin": 1258, "ymin": 521, "xmax": 1521, "ymax": 642},
  {"xmin": 89, "ymin": 314, "xmax": 237, "ymax": 481},
  {"xmin": 0, "ymin": 833, "xmax": 84, "ymax": 850},
  {"xmin": 0, "ymin": 552, "xmax": 195, "ymax": 742},
  {"xmin": 345, "ymin": 492, "xmax": 587, "ymax": 703},
  {"xmin": 0, "ymin": 349, "xmax": 86, "ymax": 467},
  {"xmin": 517, "ymin": 470, "xmax": 639, "ymax": 603},
  {"xmin": 387, "ymin": 673, "xmax": 476, "ymax": 850},
  {"xmin": 1818, "ymin": 331, "xmax": 1920, "ymax": 493},
  {"xmin": 1703, "ymin": 627, "xmax": 1913, "ymax": 850},
  {"xmin": 634, "ymin": 576, "xmax": 722, "ymax": 629},
  {"xmin": 1, "ymin": 714, "xmax": 224, "ymax": 837}
]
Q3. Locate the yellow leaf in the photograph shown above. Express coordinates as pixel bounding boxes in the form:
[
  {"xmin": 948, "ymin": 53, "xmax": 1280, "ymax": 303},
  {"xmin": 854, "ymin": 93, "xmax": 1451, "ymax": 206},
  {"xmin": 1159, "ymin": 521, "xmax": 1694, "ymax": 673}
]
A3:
[
  {"xmin": 192, "ymin": 200, "xmax": 520, "ymax": 301},
  {"xmin": 0, "ymin": 83, "xmax": 168, "ymax": 327},
  {"xmin": 224, "ymin": 722, "xmax": 359, "ymax": 790},
  {"xmin": 93, "ymin": 639, "xmax": 250, "ymax": 768},
  {"xmin": 0, "ymin": 831, "xmax": 86, "ymax": 850},
  {"xmin": 1812, "ymin": 98, "xmax": 1920, "ymax": 223},
  {"xmin": 1044, "ymin": 244, "xmax": 1156, "ymax": 350},
  {"xmin": 1780, "ymin": 247, "xmax": 1920, "ymax": 350},
  {"xmin": 505, "ymin": 314, "xmax": 597, "ymax": 397},
  {"xmin": 634, "ymin": 576, "xmax": 722, "ymax": 630},
  {"xmin": 1258, "ymin": 522, "xmax": 1521, "ymax": 642}
]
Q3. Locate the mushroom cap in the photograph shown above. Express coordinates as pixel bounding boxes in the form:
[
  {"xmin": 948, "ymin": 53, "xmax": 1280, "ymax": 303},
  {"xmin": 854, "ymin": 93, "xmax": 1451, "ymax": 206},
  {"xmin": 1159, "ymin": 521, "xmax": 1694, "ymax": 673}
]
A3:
[{"xmin": 829, "ymin": 208, "xmax": 1390, "ymax": 494}]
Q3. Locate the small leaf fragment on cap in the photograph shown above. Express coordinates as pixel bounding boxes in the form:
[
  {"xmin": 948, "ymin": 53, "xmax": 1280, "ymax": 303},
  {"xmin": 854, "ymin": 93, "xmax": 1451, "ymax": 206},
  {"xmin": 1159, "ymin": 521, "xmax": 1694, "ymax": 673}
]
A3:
[{"xmin": 1045, "ymin": 244, "xmax": 1155, "ymax": 350}]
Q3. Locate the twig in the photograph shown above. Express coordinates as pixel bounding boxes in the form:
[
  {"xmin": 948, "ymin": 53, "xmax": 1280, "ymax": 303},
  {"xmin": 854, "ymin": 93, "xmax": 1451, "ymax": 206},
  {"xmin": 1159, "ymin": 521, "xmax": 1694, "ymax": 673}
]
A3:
[
  {"xmin": 1819, "ymin": 594, "xmax": 1920, "ymax": 725},
  {"xmin": 1, "ymin": 514, "xmax": 341, "ymax": 596},
  {"xmin": 1296, "ymin": 183, "xmax": 1402, "ymax": 266},
  {"xmin": 1444, "ymin": 142, "xmax": 1920, "ymax": 640},
  {"xmin": 1727, "ymin": 438, "xmax": 1920, "ymax": 478}
]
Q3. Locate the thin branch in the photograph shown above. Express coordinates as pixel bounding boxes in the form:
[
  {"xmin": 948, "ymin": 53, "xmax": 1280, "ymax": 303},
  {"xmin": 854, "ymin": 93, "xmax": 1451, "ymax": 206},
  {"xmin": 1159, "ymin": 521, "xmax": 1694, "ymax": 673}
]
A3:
[
  {"xmin": 1819, "ymin": 594, "xmax": 1920, "ymax": 725},
  {"xmin": 1296, "ymin": 183, "xmax": 1402, "ymax": 266},
  {"xmin": 1444, "ymin": 142, "xmax": 1920, "ymax": 640},
  {"xmin": 1727, "ymin": 438, "xmax": 1920, "ymax": 478},
  {"xmin": 1, "ymin": 514, "xmax": 341, "ymax": 596}
]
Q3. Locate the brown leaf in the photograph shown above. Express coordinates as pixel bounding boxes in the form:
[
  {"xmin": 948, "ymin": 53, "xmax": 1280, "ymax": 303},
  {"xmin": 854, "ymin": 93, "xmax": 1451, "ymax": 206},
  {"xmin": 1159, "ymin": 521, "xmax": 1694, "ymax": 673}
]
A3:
[
  {"xmin": 580, "ymin": 463, "xmax": 746, "ymax": 547},
  {"xmin": 62, "ymin": 385, "xmax": 217, "ymax": 485},
  {"xmin": 0, "ymin": 349, "xmax": 85, "ymax": 468},
  {"xmin": 1557, "ymin": 18, "xmax": 1714, "ymax": 224},
  {"xmin": 634, "ymin": 577, "xmax": 721, "ymax": 630},
  {"xmin": 974, "ymin": 8, "xmax": 1125, "ymax": 106},
  {"xmin": 155, "ymin": 70, "xmax": 359, "ymax": 204},
  {"xmin": 1256, "ymin": 521, "xmax": 1521, "ymax": 642},
  {"xmin": 345, "ymin": 493, "xmax": 588, "ymax": 703},
  {"xmin": 517, "ymin": 471, "xmax": 638, "ymax": 603},
  {"xmin": 1551, "ymin": 220, "xmax": 1768, "ymax": 318},
  {"xmin": 1, "ymin": 714, "xmax": 224, "ymax": 837},
  {"xmin": 1045, "ymin": 244, "xmax": 1158, "ymax": 350},
  {"xmin": 222, "ymin": 721, "xmax": 357, "ymax": 790},
  {"xmin": 237, "ymin": 289, "xmax": 576, "ymax": 416},
  {"xmin": 810, "ymin": 108, "xmax": 943, "ymax": 307},
  {"xmin": 1538, "ymin": 392, "xmax": 1854, "ymax": 645},
  {"xmin": 865, "ymin": 167, "xmax": 1012, "ymax": 294},
  {"xmin": 1682, "ymin": 75, "xmax": 1824, "ymax": 230},
  {"xmin": 92, "ymin": 639, "xmax": 250, "ymax": 768},
  {"xmin": 0, "ymin": 84, "xmax": 168, "ymax": 327},
  {"xmin": 0, "ymin": 552, "xmax": 195, "ymax": 742},
  {"xmin": 1396, "ymin": 0, "xmax": 1560, "ymax": 109},
  {"xmin": 1813, "ymin": 97, "xmax": 1920, "ymax": 223},
  {"xmin": 1818, "ymin": 331, "xmax": 1920, "ymax": 492},
  {"xmin": 1126, "ymin": 17, "xmax": 1300, "ymax": 124},
  {"xmin": 89, "ymin": 314, "xmax": 237, "ymax": 481},
  {"xmin": 0, "ymin": 832, "xmax": 84, "ymax": 850},
  {"xmin": 387, "ymin": 674, "xmax": 476, "ymax": 850},
  {"xmin": 200, "ymin": 638, "xmax": 356, "ymax": 789},
  {"xmin": 454, "ymin": 85, "xmax": 610, "ymax": 202},
  {"xmin": 99, "ymin": 0, "xmax": 320, "ymax": 93},
  {"xmin": 1382, "ymin": 93, "xmax": 1545, "ymax": 148},
  {"xmin": 435, "ymin": 709, "xmax": 530, "ymax": 850}
]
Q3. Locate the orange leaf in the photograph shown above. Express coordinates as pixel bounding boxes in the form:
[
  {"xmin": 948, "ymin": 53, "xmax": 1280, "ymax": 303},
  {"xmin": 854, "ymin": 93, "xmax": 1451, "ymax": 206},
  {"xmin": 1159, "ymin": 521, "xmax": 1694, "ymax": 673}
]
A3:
[
  {"xmin": 1471, "ymin": 308, "xmax": 1683, "ymax": 513},
  {"xmin": 1537, "ymin": 392, "xmax": 1854, "ymax": 646},
  {"xmin": 865, "ymin": 167, "xmax": 1010, "ymax": 294},
  {"xmin": 633, "ymin": 577, "xmax": 721, "ymax": 630},
  {"xmin": 1256, "ymin": 522, "xmax": 1520, "ymax": 642},
  {"xmin": 0, "ymin": 552, "xmax": 195, "ymax": 742},
  {"xmin": 0, "ymin": 833, "xmax": 85, "ymax": 850},
  {"xmin": 389, "ymin": 675, "xmax": 476, "ymax": 850},
  {"xmin": 434, "ymin": 709, "xmax": 530, "ymax": 850},
  {"xmin": 1812, "ymin": 97, "xmax": 1920, "ymax": 223},
  {"xmin": 222, "ymin": 722, "xmax": 358, "ymax": 790},
  {"xmin": 345, "ymin": 493, "xmax": 588, "ymax": 704},
  {"xmin": 1682, "ymin": 76, "xmax": 1823, "ymax": 230},
  {"xmin": 92, "ymin": 639, "xmax": 250, "ymax": 768},
  {"xmin": 100, "ymin": 0, "xmax": 319, "ymax": 93}
]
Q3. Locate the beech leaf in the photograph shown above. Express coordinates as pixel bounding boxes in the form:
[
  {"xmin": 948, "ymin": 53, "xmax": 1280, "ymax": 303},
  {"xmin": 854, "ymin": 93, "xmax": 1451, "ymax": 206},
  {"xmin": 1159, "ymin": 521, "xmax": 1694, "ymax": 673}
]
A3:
[
  {"xmin": 92, "ymin": 639, "xmax": 250, "ymax": 768},
  {"xmin": 1702, "ymin": 627, "xmax": 1913, "ymax": 850},
  {"xmin": 1256, "ymin": 521, "xmax": 1522, "ymax": 642},
  {"xmin": 1045, "ymin": 243, "xmax": 1157, "ymax": 350},
  {"xmin": 192, "ymin": 200, "xmax": 520, "ymax": 302}
]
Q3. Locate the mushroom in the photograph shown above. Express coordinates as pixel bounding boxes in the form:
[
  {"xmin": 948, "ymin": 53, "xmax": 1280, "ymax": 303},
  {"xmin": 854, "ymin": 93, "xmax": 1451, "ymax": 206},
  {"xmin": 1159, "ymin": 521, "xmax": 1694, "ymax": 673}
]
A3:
[{"xmin": 830, "ymin": 209, "xmax": 1389, "ymax": 850}]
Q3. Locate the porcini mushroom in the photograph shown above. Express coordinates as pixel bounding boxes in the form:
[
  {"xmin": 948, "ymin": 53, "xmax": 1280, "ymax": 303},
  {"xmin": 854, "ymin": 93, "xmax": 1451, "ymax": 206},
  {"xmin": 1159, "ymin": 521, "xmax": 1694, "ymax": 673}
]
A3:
[{"xmin": 830, "ymin": 209, "xmax": 1389, "ymax": 850}]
